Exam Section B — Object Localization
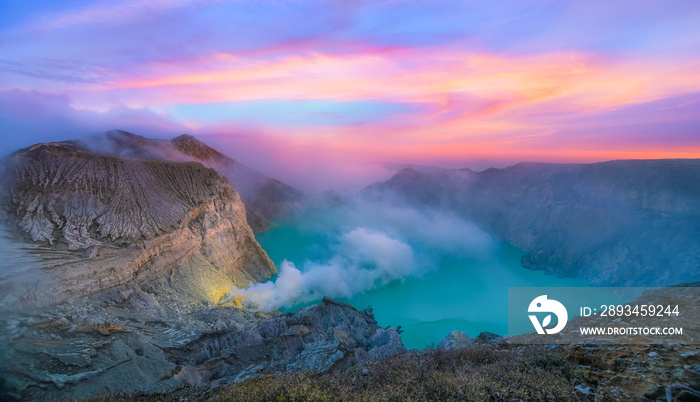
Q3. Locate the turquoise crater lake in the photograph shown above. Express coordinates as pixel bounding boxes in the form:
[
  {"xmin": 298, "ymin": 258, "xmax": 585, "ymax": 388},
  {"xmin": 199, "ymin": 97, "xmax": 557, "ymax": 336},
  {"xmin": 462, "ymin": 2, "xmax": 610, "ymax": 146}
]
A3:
[{"xmin": 255, "ymin": 205, "xmax": 592, "ymax": 349}]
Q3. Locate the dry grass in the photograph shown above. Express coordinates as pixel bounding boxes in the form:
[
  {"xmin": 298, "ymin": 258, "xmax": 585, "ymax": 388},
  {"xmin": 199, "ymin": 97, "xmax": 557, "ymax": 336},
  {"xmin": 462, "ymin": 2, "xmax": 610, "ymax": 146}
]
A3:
[{"xmin": 85, "ymin": 344, "xmax": 590, "ymax": 401}]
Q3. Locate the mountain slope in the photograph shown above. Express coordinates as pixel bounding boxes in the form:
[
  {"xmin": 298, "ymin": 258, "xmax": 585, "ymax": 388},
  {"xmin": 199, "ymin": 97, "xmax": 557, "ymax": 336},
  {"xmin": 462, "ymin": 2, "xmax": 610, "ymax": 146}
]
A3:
[
  {"xmin": 1, "ymin": 141, "xmax": 276, "ymax": 309},
  {"xmin": 171, "ymin": 133, "xmax": 305, "ymax": 232},
  {"xmin": 362, "ymin": 159, "xmax": 700, "ymax": 286},
  {"xmin": 81, "ymin": 130, "xmax": 305, "ymax": 232}
]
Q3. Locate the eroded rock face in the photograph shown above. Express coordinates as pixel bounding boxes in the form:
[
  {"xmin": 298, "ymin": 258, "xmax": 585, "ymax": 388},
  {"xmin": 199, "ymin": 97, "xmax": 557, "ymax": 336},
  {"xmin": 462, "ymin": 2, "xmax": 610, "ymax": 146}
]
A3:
[
  {"xmin": 167, "ymin": 298, "xmax": 405, "ymax": 387},
  {"xmin": 78, "ymin": 130, "xmax": 306, "ymax": 232},
  {"xmin": 1, "ymin": 141, "xmax": 276, "ymax": 309},
  {"xmin": 362, "ymin": 160, "xmax": 700, "ymax": 286},
  {"xmin": 0, "ymin": 297, "xmax": 404, "ymax": 401},
  {"xmin": 170, "ymin": 134, "xmax": 306, "ymax": 232}
]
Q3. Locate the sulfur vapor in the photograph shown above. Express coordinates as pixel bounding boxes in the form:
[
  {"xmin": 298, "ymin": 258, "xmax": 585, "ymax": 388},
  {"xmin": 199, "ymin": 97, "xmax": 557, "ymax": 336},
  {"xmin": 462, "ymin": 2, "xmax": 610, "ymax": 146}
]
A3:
[{"xmin": 224, "ymin": 201, "xmax": 494, "ymax": 312}]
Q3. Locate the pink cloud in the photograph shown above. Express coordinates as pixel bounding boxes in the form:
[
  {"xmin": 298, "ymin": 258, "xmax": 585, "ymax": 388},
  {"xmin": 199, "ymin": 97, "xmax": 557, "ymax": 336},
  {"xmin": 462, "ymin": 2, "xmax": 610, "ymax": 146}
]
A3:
[{"xmin": 63, "ymin": 46, "xmax": 700, "ymax": 121}]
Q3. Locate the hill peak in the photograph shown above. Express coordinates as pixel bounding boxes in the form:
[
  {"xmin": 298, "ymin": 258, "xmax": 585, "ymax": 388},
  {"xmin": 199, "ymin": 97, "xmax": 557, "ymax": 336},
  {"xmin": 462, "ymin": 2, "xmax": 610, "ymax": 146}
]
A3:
[
  {"xmin": 104, "ymin": 129, "xmax": 154, "ymax": 145},
  {"xmin": 171, "ymin": 134, "xmax": 225, "ymax": 161}
]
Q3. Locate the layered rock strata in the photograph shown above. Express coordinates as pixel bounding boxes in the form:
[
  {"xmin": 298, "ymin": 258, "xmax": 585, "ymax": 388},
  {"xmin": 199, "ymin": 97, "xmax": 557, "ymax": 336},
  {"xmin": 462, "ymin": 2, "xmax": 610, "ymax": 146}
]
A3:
[{"xmin": 1, "ymin": 141, "xmax": 276, "ymax": 309}]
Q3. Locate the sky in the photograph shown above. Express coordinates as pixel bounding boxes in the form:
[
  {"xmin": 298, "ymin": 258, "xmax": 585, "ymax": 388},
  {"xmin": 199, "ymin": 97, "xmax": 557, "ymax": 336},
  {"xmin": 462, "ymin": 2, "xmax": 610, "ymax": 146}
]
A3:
[{"xmin": 1, "ymin": 0, "xmax": 700, "ymax": 192}]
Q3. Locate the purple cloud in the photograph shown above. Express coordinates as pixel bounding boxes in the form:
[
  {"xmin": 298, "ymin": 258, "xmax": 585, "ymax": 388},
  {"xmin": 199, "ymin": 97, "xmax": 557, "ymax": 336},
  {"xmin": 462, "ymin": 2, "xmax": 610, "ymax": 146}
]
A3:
[{"xmin": 0, "ymin": 89, "xmax": 186, "ymax": 155}]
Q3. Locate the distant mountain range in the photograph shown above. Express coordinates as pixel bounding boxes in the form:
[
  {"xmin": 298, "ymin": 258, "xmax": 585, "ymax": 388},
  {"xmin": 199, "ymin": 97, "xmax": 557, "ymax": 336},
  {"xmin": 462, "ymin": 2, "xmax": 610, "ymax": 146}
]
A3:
[{"xmin": 363, "ymin": 160, "xmax": 700, "ymax": 287}]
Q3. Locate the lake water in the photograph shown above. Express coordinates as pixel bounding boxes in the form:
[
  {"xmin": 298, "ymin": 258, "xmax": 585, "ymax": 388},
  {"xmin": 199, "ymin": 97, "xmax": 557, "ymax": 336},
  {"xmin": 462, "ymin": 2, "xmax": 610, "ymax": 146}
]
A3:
[{"xmin": 255, "ymin": 205, "xmax": 594, "ymax": 349}]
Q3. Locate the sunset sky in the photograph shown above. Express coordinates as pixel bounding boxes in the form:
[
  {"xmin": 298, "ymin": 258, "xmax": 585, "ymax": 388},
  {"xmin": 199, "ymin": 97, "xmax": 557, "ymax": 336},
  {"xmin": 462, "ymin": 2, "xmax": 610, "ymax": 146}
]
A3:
[{"xmin": 1, "ymin": 1, "xmax": 700, "ymax": 191}]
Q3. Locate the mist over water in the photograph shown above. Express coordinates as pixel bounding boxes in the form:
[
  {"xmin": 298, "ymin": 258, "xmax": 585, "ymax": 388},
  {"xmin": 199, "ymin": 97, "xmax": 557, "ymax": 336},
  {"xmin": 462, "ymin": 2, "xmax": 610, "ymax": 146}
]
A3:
[
  {"xmin": 226, "ymin": 202, "xmax": 593, "ymax": 348},
  {"xmin": 226, "ymin": 202, "xmax": 495, "ymax": 311}
]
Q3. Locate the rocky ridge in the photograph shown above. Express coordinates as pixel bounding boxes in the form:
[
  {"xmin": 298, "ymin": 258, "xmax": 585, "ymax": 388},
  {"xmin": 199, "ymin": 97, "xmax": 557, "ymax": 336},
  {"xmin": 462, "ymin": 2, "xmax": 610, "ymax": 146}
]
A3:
[
  {"xmin": 1, "ymin": 141, "xmax": 276, "ymax": 309},
  {"xmin": 82, "ymin": 130, "xmax": 305, "ymax": 232},
  {"xmin": 0, "ymin": 297, "xmax": 404, "ymax": 400},
  {"xmin": 362, "ymin": 160, "xmax": 700, "ymax": 286},
  {"xmin": 170, "ymin": 133, "xmax": 305, "ymax": 232},
  {"xmin": 167, "ymin": 298, "xmax": 404, "ymax": 388}
]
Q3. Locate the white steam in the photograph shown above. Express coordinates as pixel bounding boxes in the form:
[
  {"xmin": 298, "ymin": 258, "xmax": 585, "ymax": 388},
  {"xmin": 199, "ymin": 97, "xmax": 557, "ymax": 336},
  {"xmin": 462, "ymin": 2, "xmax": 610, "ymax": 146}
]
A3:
[
  {"xmin": 226, "ymin": 228, "xmax": 415, "ymax": 311},
  {"xmin": 225, "ymin": 203, "xmax": 494, "ymax": 312},
  {"xmin": 346, "ymin": 202, "xmax": 493, "ymax": 258}
]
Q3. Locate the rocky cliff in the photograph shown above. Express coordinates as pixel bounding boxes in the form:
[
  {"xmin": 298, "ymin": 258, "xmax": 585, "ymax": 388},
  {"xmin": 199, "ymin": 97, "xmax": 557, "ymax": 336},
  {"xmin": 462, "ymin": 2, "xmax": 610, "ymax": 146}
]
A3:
[
  {"xmin": 0, "ymin": 297, "xmax": 404, "ymax": 400},
  {"xmin": 170, "ymin": 133, "xmax": 305, "ymax": 232},
  {"xmin": 362, "ymin": 160, "xmax": 700, "ymax": 286},
  {"xmin": 0, "ymin": 141, "xmax": 276, "ymax": 309},
  {"xmin": 167, "ymin": 298, "xmax": 404, "ymax": 388},
  {"xmin": 81, "ymin": 130, "xmax": 305, "ymax": 232}
]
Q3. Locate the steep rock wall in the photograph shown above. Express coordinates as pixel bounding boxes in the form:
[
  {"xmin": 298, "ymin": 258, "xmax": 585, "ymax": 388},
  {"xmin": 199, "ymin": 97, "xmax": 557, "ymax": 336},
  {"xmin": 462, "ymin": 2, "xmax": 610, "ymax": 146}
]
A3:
[{"xmin": 1, "ymin": 142, "xmax": 276, "ymax": 308}]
